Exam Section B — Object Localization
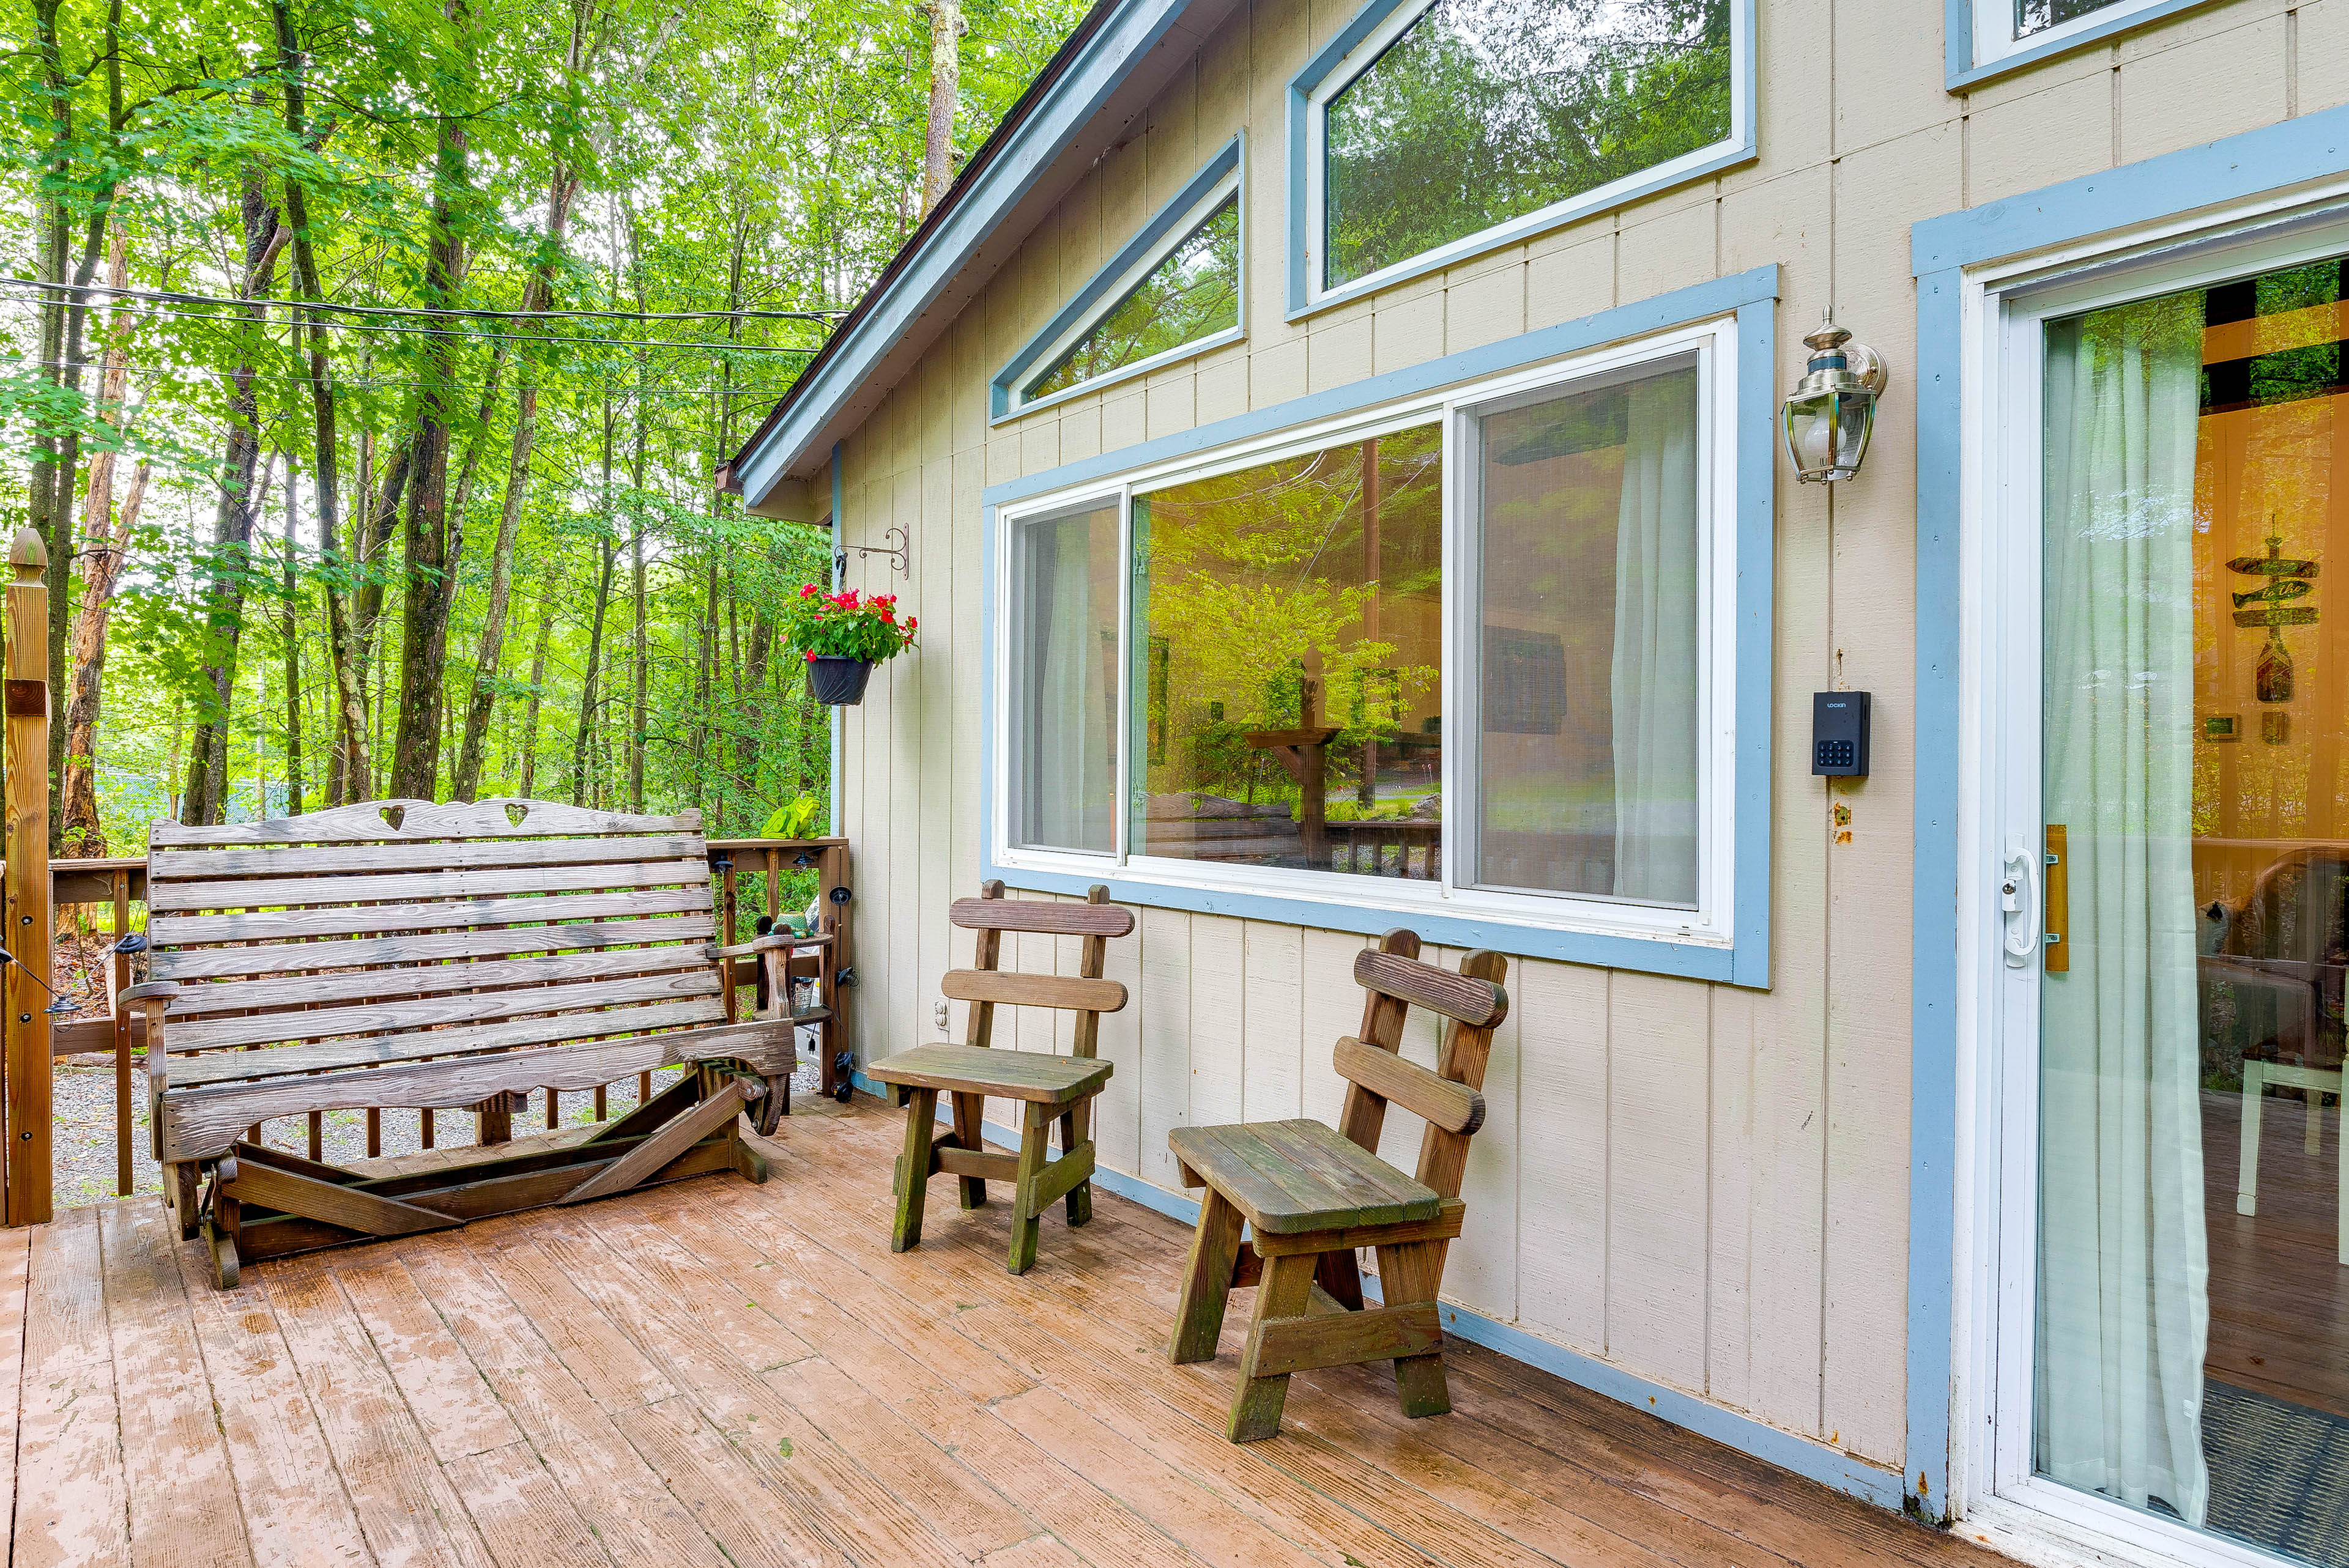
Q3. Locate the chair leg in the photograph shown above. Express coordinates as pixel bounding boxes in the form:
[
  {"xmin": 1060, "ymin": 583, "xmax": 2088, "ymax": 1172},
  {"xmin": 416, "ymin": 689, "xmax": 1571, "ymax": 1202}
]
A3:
[
  {"xmin": 1059, "ymin": 1105, "xmax": 1093, "ymax": 1227},
  {"xmin": 1170, "ymin": 1188, "xmax": 1245, "ymax": 1364},
  {"xmin": 1378, "ymin": 1240, "xmax": 1451, "ymax": 1418},
  {"xmin": 1008, "ymin": 1100, "xmax": 1053, "ymax": 1275},
  {"xmin": 1316, "ymin": 1249, "xmax": 1364, "ymax": 1311},
  {"xmin": 952, "ymin": 1092, "xmax": 987, "ymax": 1208},
  {"xmin": 2240, "ymin": 1060, "xmax": 2266, "ymax": 1217},
  {"xmin": 1229, "ymin": 1251, "xmax": 1318, "ymax": 1441},
  {"xmin": 892, "ymin": 1088, "xmax": 939, "ymax": 1253}
]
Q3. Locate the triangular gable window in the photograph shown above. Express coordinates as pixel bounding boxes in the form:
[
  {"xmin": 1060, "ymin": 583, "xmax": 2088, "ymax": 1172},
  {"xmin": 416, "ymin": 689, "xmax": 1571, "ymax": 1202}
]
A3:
[{"xmin": 995, "ymin": 140, "xmax": 1245, "ymax": 419}]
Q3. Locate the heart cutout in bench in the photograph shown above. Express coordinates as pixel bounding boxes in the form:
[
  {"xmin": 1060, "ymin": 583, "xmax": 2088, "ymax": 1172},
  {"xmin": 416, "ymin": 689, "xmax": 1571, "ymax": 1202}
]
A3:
[
  {"xmin": 379, "ymin": 803, "xmax": 407, "ymax": 832},
  {"xmin": 505, "ymin": 801, "xmax": 530, "ymax": 827}
]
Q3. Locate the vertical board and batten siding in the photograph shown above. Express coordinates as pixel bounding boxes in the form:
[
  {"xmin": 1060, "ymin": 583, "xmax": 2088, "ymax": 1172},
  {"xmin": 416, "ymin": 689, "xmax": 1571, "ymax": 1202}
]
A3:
[{"xmin": 824, "ymin": 0, "xmax": 2335, "ymax": 1474}]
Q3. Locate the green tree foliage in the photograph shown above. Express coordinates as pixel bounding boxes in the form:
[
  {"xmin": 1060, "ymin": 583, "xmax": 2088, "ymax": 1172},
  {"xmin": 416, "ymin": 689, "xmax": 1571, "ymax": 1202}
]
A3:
[{"xmin": 0, "ymin": 0, "xmax": 1089, "ymax": 847}]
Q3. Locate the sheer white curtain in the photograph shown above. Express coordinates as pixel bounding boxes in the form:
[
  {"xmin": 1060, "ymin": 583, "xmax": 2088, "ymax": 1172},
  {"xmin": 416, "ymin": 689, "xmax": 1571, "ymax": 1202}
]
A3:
[
  {"xmin": 1610, "ymin": 369, "xmax": 1701, "ymax": 904},
  {"xmin": 2035, "ymin": 296, "xmax": 2210, "ymax": 1525},
  {"xmin": 1017, "ymin": 508, "xmax": 1115, "ymax": 852}
]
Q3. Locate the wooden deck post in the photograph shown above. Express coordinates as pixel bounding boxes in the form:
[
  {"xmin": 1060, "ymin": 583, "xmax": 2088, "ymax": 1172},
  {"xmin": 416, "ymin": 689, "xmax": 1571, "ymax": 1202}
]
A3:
[{"xmin": 5, "ymin": 527, "xmax": 53, "ymax": 1226}]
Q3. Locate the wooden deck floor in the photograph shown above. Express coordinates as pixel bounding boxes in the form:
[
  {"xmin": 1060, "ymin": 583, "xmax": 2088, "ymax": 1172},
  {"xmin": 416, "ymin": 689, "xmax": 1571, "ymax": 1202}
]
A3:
[{"xmin": 0, "ymin": 1092, "xmax": 2013, "ymax": 1568}]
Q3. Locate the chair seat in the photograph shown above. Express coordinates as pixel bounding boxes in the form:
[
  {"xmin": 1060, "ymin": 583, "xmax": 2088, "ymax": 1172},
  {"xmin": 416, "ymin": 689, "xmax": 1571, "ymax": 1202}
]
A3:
[
  {"xmin": 867, "ymin": 1043, "xmax": 1112, "ymax": 1105},
  {"xmin": 1170, "ymin": 1119, "xmax": 1441, "ymax": 1235}
]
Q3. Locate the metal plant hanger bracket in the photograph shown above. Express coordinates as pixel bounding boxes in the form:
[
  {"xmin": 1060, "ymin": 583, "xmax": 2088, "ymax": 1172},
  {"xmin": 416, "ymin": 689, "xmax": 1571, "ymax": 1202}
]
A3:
[{"xmin": 835, "ymin": 526, "xmax": 910, "ymax": 581}]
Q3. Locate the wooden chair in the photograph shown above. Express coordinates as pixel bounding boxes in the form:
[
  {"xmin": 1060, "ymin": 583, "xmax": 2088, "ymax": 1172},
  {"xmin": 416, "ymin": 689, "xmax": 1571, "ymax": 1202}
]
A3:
[
  {"xmin": 1167, "ymin": 928, "xmax": 1507, "ymax": 1442},
  {"xmin": 124, "ymin": 798, "xmax": 805, "ymax": 1288},
  {"xmin": 867, "ymin": 882, "xmax": 1132, "ymax": 1274}
]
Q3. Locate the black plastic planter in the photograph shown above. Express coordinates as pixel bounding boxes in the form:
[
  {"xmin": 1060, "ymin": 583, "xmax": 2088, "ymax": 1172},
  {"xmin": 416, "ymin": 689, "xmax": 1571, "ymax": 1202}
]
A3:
[{"xmin": 807, "ymin": 655, "xmax": 875, "ymax": 704}]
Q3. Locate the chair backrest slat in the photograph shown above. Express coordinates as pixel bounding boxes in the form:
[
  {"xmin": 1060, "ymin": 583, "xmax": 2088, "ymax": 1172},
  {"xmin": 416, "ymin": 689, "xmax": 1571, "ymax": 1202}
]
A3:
[
  {"xmin": 1329, "ymin": 934, "xmax": 1508, "ymax": 1204},
  {"xmin": 939, "ymin": 969, "xmax": 1126, "ymax": 1014},
  {"xmin": 1331, "ymin": 1036, "xmax": 1482, "ymax": 1134},
  {"xmin": 951, "ymin": 881, "xmax": 1129, "ymax": 1057},
  {"xmin": 949, "ymin": 897, "xmax": 1134, "ymax": 938},
  {"xmin": 1352, "ymin": 947, "xmax": 1507, "ymax": 1027}
]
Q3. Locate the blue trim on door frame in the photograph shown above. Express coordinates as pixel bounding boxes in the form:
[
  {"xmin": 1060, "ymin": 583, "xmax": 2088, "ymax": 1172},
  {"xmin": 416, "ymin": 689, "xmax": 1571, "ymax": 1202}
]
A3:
[
  {"xmin": 1904, "ymin": 102, "xmax": 2349, "ymax": 1523},
  {"xmin": 976, "ymin": 265, "xmax": 1778, "ymax": 986},
  {"xmin": 1942, "ymin": 0, "xmax": 2224, "ymax": 92},
  {"xmin": 1284, "ymin": 0, "xmax": 1757, "ymax": 321},
  {"xmin": 848, "ymin": 1065, "xmax": 1906, "ymax": 1507},
  {"xmin": 992, "ymin": 136, "xmax": 1245, "ymax": 423}
]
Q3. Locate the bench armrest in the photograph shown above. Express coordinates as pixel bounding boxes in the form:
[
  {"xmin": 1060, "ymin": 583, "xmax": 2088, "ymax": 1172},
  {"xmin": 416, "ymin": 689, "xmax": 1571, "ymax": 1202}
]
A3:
[
  {"xmin": 706, "ymin": 932, "xmax": 833, "ymax": 960},
  {"xmin": 120, "ymin": 980, "xmax": 180, "ymax": 1010}
]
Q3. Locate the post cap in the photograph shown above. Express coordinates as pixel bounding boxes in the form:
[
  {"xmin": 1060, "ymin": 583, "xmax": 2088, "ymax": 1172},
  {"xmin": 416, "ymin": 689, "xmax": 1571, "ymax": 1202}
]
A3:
[{"xmin": 9, "ymin": 528, "xmax": 46, "ymax": 580}]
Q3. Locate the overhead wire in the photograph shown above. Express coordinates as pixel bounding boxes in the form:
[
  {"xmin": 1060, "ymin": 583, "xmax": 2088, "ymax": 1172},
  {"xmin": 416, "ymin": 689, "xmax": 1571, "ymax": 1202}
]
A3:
[
  {"xmin": 0, "ymin": 275, "xmax": 848, "ymax": 324},
  {"xmin": 0, "ymin": 297, "xmax": 820, "ymax": 354}
]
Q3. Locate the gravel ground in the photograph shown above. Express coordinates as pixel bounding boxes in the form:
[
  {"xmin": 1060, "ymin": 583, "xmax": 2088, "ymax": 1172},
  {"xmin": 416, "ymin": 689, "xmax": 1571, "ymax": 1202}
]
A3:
[{"xmin": 52, "ymin": 1030, "xmax": 829, "ymax": 1212}]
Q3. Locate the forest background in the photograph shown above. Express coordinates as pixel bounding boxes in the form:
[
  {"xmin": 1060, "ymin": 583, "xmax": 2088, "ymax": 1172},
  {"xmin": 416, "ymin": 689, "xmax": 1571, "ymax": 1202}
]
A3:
[{"xmin": 0, "ymin": 0, "xmax": 1088, "ymax": 857}]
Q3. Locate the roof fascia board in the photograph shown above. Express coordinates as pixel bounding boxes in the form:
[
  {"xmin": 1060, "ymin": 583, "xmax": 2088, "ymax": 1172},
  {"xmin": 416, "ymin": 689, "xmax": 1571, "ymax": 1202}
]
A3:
[{"xmin": 733, "ymin": 0, "xmax": 1204, "ymax": 507}]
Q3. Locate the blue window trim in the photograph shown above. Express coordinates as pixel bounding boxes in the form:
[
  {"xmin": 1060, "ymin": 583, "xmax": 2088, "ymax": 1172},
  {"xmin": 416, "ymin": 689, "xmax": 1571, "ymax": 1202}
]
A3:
[
  {"xmin": 1944, "ymin": 0, "xmax": 2224, "ymax": 91},
  {"xmin": 1904, "ymin": 102, "xmax": 2349, "ymax": 1523},
  {"xmin": 990, "ymin": 136, "xmax": 1247, "ymax": 424},
  {"xmin": 1284, "ymin": 0, "xmax": 1757, "ymax": 322},
  {"xmin": 979, "ymin": 265, "xmax": 1779, "ymax": 987}
]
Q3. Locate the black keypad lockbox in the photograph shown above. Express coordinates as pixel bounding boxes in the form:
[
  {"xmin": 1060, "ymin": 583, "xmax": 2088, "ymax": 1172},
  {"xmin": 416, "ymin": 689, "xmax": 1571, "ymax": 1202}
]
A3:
[{"xmin": 1812, "ymin": 691, "xmax": 1870, "ymax": 777}]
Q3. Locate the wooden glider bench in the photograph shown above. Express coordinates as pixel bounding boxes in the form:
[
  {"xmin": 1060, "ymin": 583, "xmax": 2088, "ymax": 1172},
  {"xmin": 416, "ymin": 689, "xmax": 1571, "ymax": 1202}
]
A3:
[
  {"xmin": 1168, "ymin": 929, "xmax": 1507, "ymax": 1441},
  {"xmin": 867, "ymin": 883, "xmax": 1133, "ymax": 1274},
  {"xmin": 124, "ymin": 798, "xmax": 813, "ymax": 1289}
]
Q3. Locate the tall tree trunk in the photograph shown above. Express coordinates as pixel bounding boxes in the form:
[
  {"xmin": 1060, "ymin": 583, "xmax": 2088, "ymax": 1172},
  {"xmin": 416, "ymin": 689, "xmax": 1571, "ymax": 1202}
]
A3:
[
  {"xmin": 517, "ymin": 590, "xmax": 557, "ymax": 797},
  {"xmin": 922, "ymin": 0, "xmax": 961, "ymax": 215},
  {"xmin": 570, "ymin": 536, "xmax": 615, "ymax": 807},
  {"xmin": 31, "ymin": 0, "xmax": 125, "ymax": 843},
  {"xmin": 281, "ymin": 460, "xmax": 305, "ymax": 816},
  {"xmin": 182, "ymin": 176, "xmax": 286, "ymax": 825},
  {"xmin": 388, "ymin": 0, "xmax": 475, "ymax": 801},
  {"xmin": 59, "ymin": 224, "xmax": 133, "ymax": 856},
  {"xmin": 275, "ymin": 0, "xmax": 370, "ymax": 807},
  {"xmin": 452, "ymin": 2, "xmax": 583, "ymax": 801}
]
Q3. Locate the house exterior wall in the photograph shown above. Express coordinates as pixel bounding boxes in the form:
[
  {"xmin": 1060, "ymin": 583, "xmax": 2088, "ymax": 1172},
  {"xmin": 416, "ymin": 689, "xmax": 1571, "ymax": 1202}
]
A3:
[{"xmin": 819, "ymin": 0, "xmax": 2339, "ymax": 1488}]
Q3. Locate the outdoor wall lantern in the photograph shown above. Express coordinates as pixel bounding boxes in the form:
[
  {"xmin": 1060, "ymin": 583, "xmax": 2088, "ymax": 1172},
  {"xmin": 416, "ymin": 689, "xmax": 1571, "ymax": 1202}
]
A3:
[{"xmin": 1781, "ymin": 316, "xmax": 1887, "ymax": 484}]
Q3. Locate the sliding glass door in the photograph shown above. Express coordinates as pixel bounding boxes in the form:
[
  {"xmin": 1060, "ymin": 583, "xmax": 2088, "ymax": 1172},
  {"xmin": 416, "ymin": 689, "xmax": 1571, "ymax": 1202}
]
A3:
[{"xmin": 1997, "ymin": 232, "xmax": 2349, "ymax": 1567}]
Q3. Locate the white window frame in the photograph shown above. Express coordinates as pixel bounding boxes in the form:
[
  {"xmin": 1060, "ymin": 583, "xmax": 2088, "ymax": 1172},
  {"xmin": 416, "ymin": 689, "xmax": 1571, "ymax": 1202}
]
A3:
[
  {"xmin": 1954, "ymin": 195, "xmax": 2349, "ymax": 1567},
  {"xmin": 990, "ymin": 316, "xmax": 1742, "ymax": 950},
  {"xmin": 993, "ymin": 145, "xmax": 1245, "ymax": 422},
  {"xmin": 1293, "ymin": 0, "xmax": 1755, "ymax": 316},
  {"xmin": 1948, "ymin": 0, "xmax": 2224, "ymax": 89},
  {"xmin": 1974, "ymin": 0, "xmax": 2180, "ymax": 72}
]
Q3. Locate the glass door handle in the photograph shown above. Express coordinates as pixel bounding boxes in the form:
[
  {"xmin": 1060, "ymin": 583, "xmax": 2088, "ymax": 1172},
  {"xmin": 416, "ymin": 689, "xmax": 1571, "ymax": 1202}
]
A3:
[{"xmin": 2003, "ymin": 837, "xmax": 2041, "ymax": 967}]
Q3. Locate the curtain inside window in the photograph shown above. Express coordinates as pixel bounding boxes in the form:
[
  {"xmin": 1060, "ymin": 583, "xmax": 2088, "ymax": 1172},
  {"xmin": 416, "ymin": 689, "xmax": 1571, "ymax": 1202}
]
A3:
[
  {"xmin": 2035, "ymin": 295, "xmax": 2210, "ymax": 1525},
  {"xmin": 1016, "ymin": 507, "xmax": 1115, "ymax": 852},
  {"xmin": 1609, "ymin": 369, "xmax": 1702, "ymax": 904}
]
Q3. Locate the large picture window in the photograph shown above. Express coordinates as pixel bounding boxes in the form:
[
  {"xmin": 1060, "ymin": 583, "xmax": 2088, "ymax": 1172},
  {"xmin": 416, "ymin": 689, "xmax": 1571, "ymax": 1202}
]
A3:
[
  {"xmin": 1294, "ymin": 0, "xmax": 1752, "ymax": 311},
  {"xmin": 991, "ymin": 317, "xmax": 1743, "ymax": 949}
]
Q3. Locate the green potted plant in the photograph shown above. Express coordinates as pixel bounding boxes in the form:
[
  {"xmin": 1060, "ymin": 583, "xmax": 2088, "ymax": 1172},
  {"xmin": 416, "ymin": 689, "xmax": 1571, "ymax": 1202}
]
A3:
[{"xmin": 779, "ymin": 583, "xmax": 918, "ymax": 704}]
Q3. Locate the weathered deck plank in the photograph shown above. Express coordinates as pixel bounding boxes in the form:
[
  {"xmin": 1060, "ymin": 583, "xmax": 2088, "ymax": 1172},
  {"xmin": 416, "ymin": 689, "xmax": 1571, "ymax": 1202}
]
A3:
[{"xmin": 1, "ymin": 1096, "xmax": 2016, "ymax": 1568}]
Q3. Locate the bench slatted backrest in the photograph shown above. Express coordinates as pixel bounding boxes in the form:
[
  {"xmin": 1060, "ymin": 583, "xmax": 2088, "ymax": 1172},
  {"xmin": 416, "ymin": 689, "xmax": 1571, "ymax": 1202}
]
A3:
[
  {"xmin": 946, "ymin": 880, "xmax": 1134, "ymax": 1051},
  {"xmin": 146, "ymin": 799, "xmax": 724, "ymax": 1087},
  {"xmin": 1332, "ymin": 928, "xmax": 1509, "ymax": 1204}
]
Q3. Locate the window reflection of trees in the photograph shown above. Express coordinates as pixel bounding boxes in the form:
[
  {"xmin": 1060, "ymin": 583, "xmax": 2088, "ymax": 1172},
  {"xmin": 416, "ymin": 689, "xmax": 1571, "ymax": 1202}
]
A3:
[
  {"xmin": 1324, "ymin": 0, "xmax": 1731, "ymax": 287},
  {"xmin": 1140, "ymin": 430, "xmax": 1444, "ymax": 850},
  {"xmin": 1028, "ymin": 196, "xmax": 1242, "ymax": 399}
]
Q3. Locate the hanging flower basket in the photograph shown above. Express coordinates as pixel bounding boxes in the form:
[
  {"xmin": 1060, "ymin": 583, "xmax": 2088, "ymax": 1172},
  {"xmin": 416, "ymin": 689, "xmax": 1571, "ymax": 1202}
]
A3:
[
  {"xmin": 781, "ymin": 585, "xmax": 918, "ymax": 706},
  {"xmin": 806, "ymin": 655, "xmax": 875, "ymax": 705}
]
